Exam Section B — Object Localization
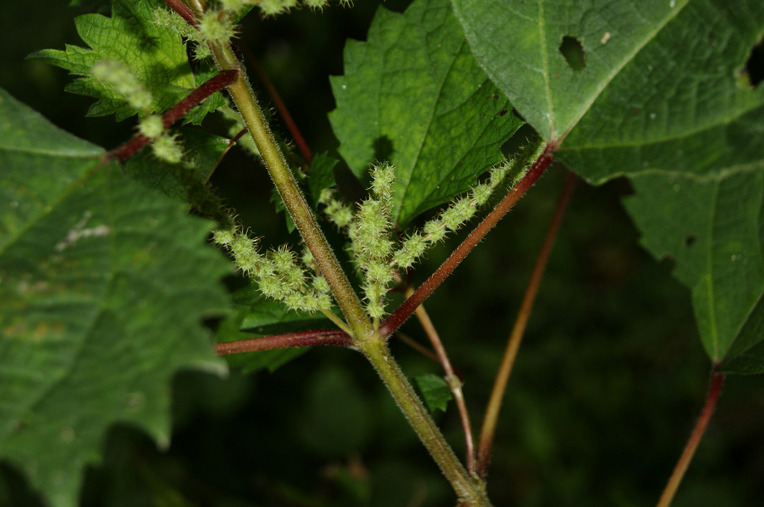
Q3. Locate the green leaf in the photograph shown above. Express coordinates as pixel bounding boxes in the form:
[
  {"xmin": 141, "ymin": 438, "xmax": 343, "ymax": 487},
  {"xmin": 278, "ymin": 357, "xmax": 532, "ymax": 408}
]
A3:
[
  {"xmin": 216, "ymin": 288, "xmax": 330, "ymax": 373},
  {"xmin": 307, "ymin": 152, "xmax": 340, "ymax": 207},
  {"xmin": 329, "ymin": 0, "xmax": 523, "ymax": 227},
  {"xmin": 30, "ymin": 0, "xmax": 219, "ymax": 123},
  {"xmin": 124, "ymin": 128, "xmax": 229, "ymax": 200},
  {"xmin": 0, "ymin": 89, "xmax": 229, "ymax": 507},
  {"xmin": 414, "ymin": 374, "xmax": 452, "ymax": 413},
  {"xmin": 452, "ymin": 0, "xmax": 764, "ymax": 151},
  {"xmin": 453, "ymin": 0, "xmax": 764, "ymax": 370},
  {"xmin": 625, "ymin": 171, "xmax": 764, "ymax": 372}
]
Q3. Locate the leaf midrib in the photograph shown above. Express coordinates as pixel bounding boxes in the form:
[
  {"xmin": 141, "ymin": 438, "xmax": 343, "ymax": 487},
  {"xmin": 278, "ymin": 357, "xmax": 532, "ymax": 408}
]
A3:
[
  {"xmin": 556, "ymin": 0, "xmax": 691, "ymax": 144},
  {"xmin": 393, "ymin": 32, "xmax": 465, "ymax": 226}
]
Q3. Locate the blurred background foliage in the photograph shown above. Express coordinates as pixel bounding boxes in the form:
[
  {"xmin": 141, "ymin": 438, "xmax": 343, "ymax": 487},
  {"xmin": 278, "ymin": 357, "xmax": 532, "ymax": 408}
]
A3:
[{"xmin": 2, "ymin": 1, "xmax": 764, "ymax": 506}]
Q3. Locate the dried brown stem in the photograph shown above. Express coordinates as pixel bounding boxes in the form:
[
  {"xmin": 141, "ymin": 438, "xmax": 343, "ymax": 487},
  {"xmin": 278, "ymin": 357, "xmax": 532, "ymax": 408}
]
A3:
[{"xmin": 476, "ymin": 171, "xmax": 577, "ymax": 477}]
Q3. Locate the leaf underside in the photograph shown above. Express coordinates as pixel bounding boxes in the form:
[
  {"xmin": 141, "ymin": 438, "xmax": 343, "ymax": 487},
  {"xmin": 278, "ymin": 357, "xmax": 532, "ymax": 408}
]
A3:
[
  {"xmin": 0, "ymin": 88, "xmax": 229, "ymax": 507},
  {"xmin": 453, "ymin": 0, "xmax": 764, "ymax": 372},
  {"xmin": 330, "ymin": 0, "xmax": 523, "ymax": 227}
]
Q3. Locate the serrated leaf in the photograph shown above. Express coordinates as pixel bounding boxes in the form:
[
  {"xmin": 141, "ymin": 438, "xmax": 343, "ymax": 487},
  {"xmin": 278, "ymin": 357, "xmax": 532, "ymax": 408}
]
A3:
[
  {"xmin": 452, "ymin": 0, "xmax": 764, "ymax": 155},
  {"xmin": 216, "ymin": 288, "xmax": 330, "ymax": 373},
  {"xmin": 453, "ymin": 0, "xmax": 764, "ymax": 370},
  {"xmin": 625, "ymin": 171, "xmax": 764, "ymax": 372},
  {"xmin": 329, "ymin": 0, "xmax": 523, "ymax": 227},
  {"xmin": 30, "ymin": 0, "xmax": 220, "ymax": 124},
  {"xmin": 414, "ymin": 374, "xmax": 452, "ymax": 413},
  {"xmin": 0, "ymin": 89, "xmax": 229, "ymax": 507}
]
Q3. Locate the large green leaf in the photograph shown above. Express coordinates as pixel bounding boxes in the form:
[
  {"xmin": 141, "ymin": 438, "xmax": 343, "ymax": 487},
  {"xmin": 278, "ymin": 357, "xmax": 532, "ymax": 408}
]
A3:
[
  {"xmin": 452, "ymin": 0, "xmax": 764, "ymax": 153},
  {"xmin": 30, "ymin": 0, "xmax": 222, "ymax": 123},
  {"xmin": 0, "ymin": 89, "xmax": 229, "ymax": 507},
  {"xmin": 626, "ymin": 170, "xmax": 764, "ymax": 371},
  {"xmin": 329, "ymin": 0, "xmax": 523, "ymax": 227},
  {"xmin": 453, "ymin": 0, "xmax": 764, "ymax": 372}
]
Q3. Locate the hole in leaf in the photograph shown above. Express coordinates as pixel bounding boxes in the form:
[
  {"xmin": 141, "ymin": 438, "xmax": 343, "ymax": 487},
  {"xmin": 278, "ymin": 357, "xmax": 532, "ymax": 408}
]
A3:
[
  {"xmin": 741, "ymin": 37, "xmax": 764, "ymax": 88},
  {"xmin": 684, "ymin": 234, "xmax": 697, "ymax": 248},
  {"xmin": 559, "ymin": 35, "xmax": 586, "ymax": 72}
]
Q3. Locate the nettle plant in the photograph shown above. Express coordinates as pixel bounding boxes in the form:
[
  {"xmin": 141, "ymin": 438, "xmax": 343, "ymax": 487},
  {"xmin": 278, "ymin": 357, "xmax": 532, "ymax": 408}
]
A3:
[{"xmin": 1, "ymin": 0, "xmax": 764, "ymax": 505}]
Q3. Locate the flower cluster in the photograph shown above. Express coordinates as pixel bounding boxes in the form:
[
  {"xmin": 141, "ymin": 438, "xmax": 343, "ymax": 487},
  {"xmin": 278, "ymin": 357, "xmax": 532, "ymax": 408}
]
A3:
[
  {"xmin": 318, "ymin": 159, "xmax": 518, "ymax": 324},
  {"xmin": 91, "ymin": 60, "xmax": 183, "ymax": 163},
  {"xmin": 212, "ymin": 221, "xmax": 334, "ymax": 313}
]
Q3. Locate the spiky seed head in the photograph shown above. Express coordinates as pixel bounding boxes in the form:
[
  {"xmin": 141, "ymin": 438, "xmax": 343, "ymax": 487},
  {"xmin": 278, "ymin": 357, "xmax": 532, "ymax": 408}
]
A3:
[
  {"xmin": 138, "ymin": 115, "xmax": 164, "ymax": 139},
  {"xmin": 198, "ymin": 10, "xmax": 236, "ymax": 44},
  {"xmin": 151, "ymin": 134, "xmax": 183, "ymax": 164}
]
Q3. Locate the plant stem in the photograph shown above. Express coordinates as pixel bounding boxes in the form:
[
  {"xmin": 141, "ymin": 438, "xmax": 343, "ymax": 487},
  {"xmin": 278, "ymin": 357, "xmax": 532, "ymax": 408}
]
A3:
[
  {"xmin": 187, "ymin": 0, "xmax": 372, "ymax": 340},
  {"xmin": 405, "ymin": 286, "xmax": 477, "ymax": 477},
  {"xmin": 107, "ymin": 69, "xmax": 239, "ymax": 162},
  {"xmin": 476, "ymin": 171, "xmax": 577, "ymax": 477},
  {"xmin": 215, "ymin": 329, "xmax": 352, "ymax": 355},
  {"xmin": 241, "ymin": 43, "xmax": 313, "ymax": 163},
  {"xmin": 379, "ymin": 144, "xmax": 556, "ymax": 338},
  {"xmin": 164, "ymin": 0, "xmax": 197, "ymax": 26},
  {"xmin": 656, "ymin": 368, "xmax": 725, "ymax": 507},
  {"xmin": 359, "ymin": 336, "xmax": 492, "ymax": 506}
]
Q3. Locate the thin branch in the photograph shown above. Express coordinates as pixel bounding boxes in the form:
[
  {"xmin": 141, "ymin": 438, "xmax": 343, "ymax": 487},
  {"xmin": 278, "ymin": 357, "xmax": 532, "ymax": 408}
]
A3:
[
  {"xmin": 163, "ymin": 0, "xmax": 197, "ymax": 27},
  {"xmin": 656, "ymin": 368, "xmax": 725, "ymax": 507},
  {"xmin": 215, "ymin": 328, "xmax": 352, "ymax": 355},
  {"xmin": 406, "ymin": 285, "xmax": 477, "ymax": 477},
  {"xmin": 379, "ymin": 144, "xmax": 556, "ymax": 339},
  {"xmin": 107, "ymin": 70, "xmax": 239, "ymax": 163},
  {"xmin": 396, "ymin": 330, "xmax": 440, "ymax": 362},
  {"xmin": 240, "ymin": 43, "xmax": 313, "ymax": 164},
  {"xmin": 476, "ymin": 171, "xmax": 577, "ymax": 477}
]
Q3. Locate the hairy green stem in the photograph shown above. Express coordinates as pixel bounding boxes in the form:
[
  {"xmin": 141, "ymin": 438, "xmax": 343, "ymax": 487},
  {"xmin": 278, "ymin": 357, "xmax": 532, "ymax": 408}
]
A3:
[
  {"xmin": 187, "ymin": 0, "xmax": 372, "ymax": 340},
  {"xmin": 359, "ymin": 336, "xmax": 492, "ymax": 507},
  {"xmin": 184, "ymin": 3, "xmax": 491, "ymax": 503}
]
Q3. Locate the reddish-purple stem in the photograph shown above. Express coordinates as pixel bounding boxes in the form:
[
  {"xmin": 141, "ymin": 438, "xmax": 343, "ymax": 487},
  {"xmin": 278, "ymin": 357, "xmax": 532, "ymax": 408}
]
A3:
[
  {"xmin": 657, "ymin": 367, "xmax": 725, "ymax": 507},
  {"xmin": 164, "ymin": 0, "xmax": 197, "ymax": 26},
  {"xmin": 107, "ymin": 70, "xmax": 239, "ymax": 163},
  {"xmin": 379, "ymin": 145, "xmax": 556, "ymax": 338},
  {"xmin": 215, "ymin": 329, "xmax": 352, "ymax": 355}
]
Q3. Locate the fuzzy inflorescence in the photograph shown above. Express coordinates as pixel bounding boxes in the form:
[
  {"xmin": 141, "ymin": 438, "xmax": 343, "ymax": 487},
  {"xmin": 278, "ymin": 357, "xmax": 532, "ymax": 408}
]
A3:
[
  {"xmin": 318, "ymin": 159, "xmax": 518, "ymax": 325},
  {"xmin": 91, "ymin": 60, "xmax": 184, "ymax": 164},
  {"xmin": 212, "ymin": 220, "xmax": 334, "ymax": 313}
]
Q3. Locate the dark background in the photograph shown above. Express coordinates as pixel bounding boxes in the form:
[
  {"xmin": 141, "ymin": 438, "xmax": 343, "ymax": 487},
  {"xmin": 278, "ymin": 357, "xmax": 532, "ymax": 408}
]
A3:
[{"xmin": 2, "ymin": 1, "xmax": 763, "ymax": 506}]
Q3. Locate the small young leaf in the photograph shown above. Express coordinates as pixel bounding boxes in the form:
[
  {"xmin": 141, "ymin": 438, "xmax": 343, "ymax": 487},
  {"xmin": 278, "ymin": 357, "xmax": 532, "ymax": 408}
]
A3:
[
  {"xmin": 31, "ymin": 0, "xmax": 219, "ymax": 123},
  {"xmin": 307, "ymin": 152, "xmax": 340, "ymax": 207},
  {"xmin": 330, "ymin": 0, "xmax": 522, "ymax": 227},
  {"xmin": 414, "ymin": 374, "xmax": 453, "ymax": 413},
  {"xmin": 0, "ymin": 89, "xmax": 229, "ymax": 507}
]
